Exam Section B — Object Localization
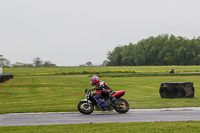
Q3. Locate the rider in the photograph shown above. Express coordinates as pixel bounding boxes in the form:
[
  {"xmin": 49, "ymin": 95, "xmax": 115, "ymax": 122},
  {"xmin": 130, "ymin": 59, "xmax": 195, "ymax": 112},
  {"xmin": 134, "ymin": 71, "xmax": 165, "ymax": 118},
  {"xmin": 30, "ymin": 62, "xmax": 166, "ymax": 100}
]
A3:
[{"xmin": 90, "ymin": 76, "xmax": 116, "ymax": 101}]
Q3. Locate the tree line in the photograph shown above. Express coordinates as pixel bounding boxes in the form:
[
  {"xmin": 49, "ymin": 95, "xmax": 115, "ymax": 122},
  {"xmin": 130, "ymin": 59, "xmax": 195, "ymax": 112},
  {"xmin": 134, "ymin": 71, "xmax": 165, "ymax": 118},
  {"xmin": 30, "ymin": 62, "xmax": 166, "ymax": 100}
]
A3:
[
  {"xmin": 0, "ymin": 55, "xmax": 107, "ymax": 67},
  {"xmin": 0, "ymin": 56, "xmax": 56, "ymax": 67},
  {"xmin": 107, "ymin": 34, "xmax": 200, "ymax": 66},
  {"xmin": 79, "ymin": 60, "xmax": 107, "ymax": 67}
]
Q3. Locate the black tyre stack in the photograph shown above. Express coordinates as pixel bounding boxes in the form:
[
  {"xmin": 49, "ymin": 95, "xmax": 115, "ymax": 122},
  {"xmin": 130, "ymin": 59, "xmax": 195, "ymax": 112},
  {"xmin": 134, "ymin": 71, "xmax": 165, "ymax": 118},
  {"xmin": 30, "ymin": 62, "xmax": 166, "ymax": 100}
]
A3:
[
  {"xmin": 0, "ymin": 74, "xmax": 14, "ymax": 83},
  {"xmin": 159, "ymin": 82, "xmax": 194, "ymax": 98}
]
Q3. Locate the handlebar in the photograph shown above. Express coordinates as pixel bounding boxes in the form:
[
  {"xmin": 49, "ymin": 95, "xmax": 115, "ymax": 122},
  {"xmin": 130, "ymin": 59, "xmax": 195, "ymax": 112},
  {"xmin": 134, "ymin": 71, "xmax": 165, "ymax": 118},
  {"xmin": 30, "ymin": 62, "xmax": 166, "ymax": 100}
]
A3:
[{"xmin": 85, "ymin": 89, "xmax": 92, "ymax": 94}]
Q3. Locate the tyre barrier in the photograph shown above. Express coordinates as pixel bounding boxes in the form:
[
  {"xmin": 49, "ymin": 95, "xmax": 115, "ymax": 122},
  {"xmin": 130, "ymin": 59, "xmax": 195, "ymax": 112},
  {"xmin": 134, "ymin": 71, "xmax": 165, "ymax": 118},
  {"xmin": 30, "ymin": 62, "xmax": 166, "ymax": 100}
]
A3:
[
  {"xmin": 159, "ymin": 82, "xmax": 194, "ymax": 98},
  {"xmin": 0, "ymin": 74, "xmax": 14, "ymax": 83}
]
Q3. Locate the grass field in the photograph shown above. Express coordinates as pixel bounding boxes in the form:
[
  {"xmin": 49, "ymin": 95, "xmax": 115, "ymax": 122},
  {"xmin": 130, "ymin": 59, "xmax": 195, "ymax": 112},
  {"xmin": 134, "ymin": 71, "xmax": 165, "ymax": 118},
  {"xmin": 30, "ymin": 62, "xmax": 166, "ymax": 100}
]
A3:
[
  {"xmin": 1, "ymin": 66, "xmax": 200, "ymax": 132},
  {"xmin": 1, "ymin": 121, "xmax": 200, "ymax": 133},
  {"xmin": 0, "ymin": 74, "xmax": 200, "ymax": 114}
]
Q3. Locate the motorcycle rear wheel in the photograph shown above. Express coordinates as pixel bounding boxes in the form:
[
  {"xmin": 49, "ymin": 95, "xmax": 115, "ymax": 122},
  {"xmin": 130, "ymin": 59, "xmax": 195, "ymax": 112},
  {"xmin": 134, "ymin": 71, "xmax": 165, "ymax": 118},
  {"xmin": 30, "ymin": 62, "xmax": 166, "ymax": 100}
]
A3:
[
  {"xmin": 77, "ymin": 101, "xmax": 94, "ymax": 114},
  {"xmin": 113, "ymin": 98, "xmax": 129, "ymax": 113}
]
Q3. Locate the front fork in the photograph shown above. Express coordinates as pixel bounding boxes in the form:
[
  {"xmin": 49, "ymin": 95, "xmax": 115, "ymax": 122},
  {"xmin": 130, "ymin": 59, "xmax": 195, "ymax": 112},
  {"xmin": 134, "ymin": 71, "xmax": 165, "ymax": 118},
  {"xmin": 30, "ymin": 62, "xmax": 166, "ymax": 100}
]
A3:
[
  {"xmin": 80, "ymin": 95, "xmax": 96, "ymax": 104},
  {"xmin": 89, "ymin": 95, "xmax": 97, "ymax": 105}
]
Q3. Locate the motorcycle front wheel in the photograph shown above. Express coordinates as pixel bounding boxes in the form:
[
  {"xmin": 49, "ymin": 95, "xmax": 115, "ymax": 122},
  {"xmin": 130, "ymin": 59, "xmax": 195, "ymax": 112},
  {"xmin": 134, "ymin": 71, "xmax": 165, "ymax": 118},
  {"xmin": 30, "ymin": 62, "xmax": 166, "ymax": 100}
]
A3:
[
  {"xmin": 77, "ymin": 101, "xmax": 94, "ymax": 114},
  {"xmin": 113, "ymin": 98, "xmax": 129, "ymax": 113}
]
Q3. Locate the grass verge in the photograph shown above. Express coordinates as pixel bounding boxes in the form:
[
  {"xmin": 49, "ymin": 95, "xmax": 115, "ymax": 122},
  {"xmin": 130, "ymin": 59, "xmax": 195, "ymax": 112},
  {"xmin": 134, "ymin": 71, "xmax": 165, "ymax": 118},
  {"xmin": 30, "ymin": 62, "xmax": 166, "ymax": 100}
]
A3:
[{"xmin": 1, "ymin": 121, "xmax": 200, "ymax": 133}]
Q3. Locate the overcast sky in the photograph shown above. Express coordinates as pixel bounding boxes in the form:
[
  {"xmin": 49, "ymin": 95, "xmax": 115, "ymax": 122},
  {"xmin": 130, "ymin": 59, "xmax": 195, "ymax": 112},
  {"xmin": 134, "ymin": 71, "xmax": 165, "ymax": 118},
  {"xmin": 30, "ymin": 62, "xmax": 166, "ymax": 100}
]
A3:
[{"xmin": 0, "ymin": 0, "xmax": 200, "ymax": 66}]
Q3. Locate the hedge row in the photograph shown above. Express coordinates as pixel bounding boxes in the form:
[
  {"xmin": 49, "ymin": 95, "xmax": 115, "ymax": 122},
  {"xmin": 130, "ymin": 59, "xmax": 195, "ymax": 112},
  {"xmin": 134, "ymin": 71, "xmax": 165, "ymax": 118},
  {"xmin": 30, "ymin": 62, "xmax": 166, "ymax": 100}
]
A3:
[{"xmin": 0, "ymin": 74, "xmax": 14, "ymax": 83}]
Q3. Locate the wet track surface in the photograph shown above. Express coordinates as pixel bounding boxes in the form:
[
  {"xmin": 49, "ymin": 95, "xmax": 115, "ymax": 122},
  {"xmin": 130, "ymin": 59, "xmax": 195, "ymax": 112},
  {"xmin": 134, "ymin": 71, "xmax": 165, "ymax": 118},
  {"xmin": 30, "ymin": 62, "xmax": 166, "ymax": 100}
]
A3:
[{"xmin": 1, "ymin": 107, "xmax": 200, "ymax": 126}]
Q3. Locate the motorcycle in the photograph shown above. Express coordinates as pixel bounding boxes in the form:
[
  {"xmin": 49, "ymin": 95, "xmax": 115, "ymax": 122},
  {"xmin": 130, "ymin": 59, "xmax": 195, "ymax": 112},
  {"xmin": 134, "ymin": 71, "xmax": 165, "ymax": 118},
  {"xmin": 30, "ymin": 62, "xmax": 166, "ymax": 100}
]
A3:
[{"xmin": 77, "ymin": 89, "xmax": 129, "ymax": 114}]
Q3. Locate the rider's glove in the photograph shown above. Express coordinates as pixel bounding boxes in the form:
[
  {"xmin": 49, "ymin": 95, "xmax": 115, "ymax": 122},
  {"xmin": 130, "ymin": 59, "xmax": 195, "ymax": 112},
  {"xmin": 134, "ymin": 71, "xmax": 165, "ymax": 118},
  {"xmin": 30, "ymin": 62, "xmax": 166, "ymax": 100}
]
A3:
[
  {"xmin": 91, "ymin": 87, "xmax": 97, "ymax": 91},
  {"xmin": 97, "ymin": 85, "xmax": 103, "ymax": 90}
]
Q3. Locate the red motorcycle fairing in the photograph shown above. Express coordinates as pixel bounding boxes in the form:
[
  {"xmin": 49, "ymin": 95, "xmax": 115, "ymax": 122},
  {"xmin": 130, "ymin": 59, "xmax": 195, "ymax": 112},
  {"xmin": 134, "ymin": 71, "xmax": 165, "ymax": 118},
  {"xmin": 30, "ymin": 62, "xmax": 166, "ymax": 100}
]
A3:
[
  {"xmin": 93, "ymin": 90, "xmax": 126, "ymax": 99},
  {"xmin": 93, "ymin": 90, "xmax": 102, "ymax": 95},
  {"xmin": 112, "ymin": 91, "xmax": 125, "ymax": 98}
]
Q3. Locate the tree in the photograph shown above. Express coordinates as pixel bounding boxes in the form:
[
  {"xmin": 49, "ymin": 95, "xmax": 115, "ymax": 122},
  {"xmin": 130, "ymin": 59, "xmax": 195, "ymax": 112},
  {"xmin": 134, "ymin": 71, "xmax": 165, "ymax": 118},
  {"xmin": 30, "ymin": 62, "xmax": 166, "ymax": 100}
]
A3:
[
  {"xmin": 33, "ymin": 57, "xmax": 43, "ymax": 67},
  {"xmin": 86, "ymin": 61, "xmax": 93, "ymax": 66},
  {"xmin": 79, "ymin": 64, "xmax": 86, "ymax": 67},
  {"xmin": 107, "ymin": 46, "xmax": 123, "ymax": 66},
  {"xmin": 12, "ymin": 62, "xmax": 33, "ymax": 67},
  {"xmin": 0, "ymin": 55, "xmax": 11, "ymax": 67},
  {"xmin": 106, "ymin": 34, "xmax": 200, "ymax": 66},
  {"xmin": 102, "ymin": 60, "xmax": 107, "ymax": 66},
  {"xmin": 43, "ymin": 61, "xmax": 56, "ymax": 67},
  {"xmin": 32, "ymin": 57, "xmax": 57, "ymax": 67}
]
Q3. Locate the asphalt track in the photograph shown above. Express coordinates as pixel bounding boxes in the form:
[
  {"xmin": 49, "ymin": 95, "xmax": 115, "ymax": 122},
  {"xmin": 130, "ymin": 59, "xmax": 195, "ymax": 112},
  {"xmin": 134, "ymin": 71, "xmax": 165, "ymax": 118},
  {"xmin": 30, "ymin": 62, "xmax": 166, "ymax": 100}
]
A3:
[{"xmin": 1, "ymin": 107, "xmax": 200, "ymax": 126}]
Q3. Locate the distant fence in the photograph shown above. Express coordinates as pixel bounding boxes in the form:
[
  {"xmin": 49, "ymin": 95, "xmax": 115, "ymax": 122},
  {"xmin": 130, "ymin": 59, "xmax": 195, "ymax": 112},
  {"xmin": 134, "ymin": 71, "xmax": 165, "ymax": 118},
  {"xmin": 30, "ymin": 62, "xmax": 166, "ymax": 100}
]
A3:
[{"xmin": 0, "ymin": 74, "xmax": 14, "ymax": 83}]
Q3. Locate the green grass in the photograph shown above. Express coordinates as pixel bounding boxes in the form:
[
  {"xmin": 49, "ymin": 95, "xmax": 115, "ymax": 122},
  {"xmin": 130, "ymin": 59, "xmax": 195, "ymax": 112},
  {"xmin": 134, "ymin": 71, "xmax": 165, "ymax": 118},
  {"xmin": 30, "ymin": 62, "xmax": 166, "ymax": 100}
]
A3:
[
  {"xmin": 1, "ymin": 121, "xmax": 200, "ymax": 133},
  {"xmin": 97, "ymin": 72, "xmax": 200, "ymax": 77},
  {"xmin": 0, "ymin": 75, "xmax": 200, "ymax": 114},
  {"xmin": 3, "ymin": 65, "xmax": 200, "ymax": 76}
]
